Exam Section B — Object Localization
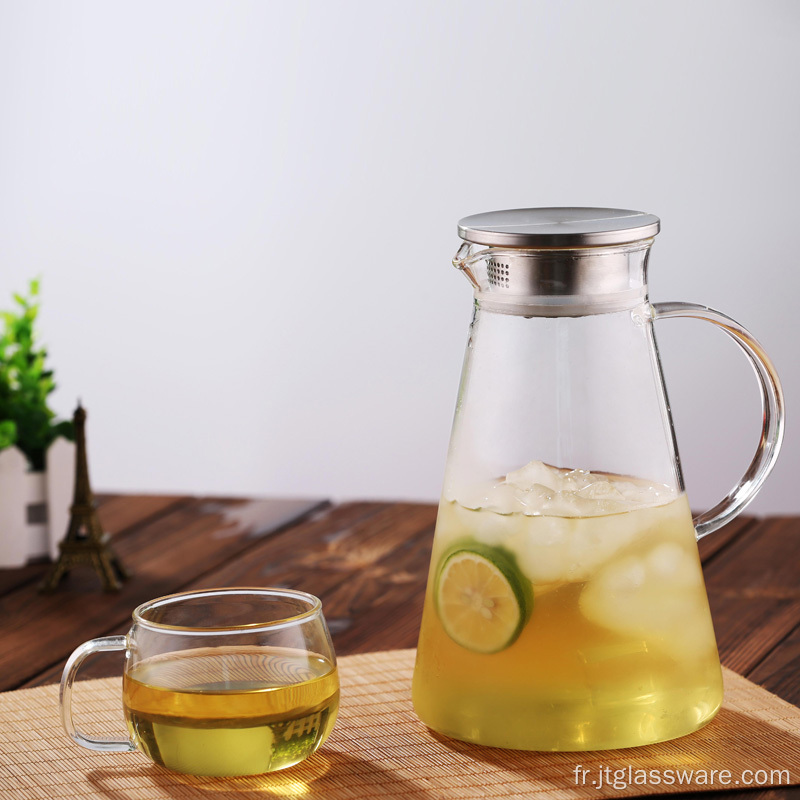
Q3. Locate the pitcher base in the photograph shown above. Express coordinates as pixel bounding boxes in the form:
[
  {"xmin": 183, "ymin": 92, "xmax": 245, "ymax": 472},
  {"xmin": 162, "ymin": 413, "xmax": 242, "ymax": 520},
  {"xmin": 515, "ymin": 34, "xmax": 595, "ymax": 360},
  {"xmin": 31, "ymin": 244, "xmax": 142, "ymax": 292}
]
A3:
[{"xmin": 414, "ymin": 688, "xmax": 723, "ymax": 751}]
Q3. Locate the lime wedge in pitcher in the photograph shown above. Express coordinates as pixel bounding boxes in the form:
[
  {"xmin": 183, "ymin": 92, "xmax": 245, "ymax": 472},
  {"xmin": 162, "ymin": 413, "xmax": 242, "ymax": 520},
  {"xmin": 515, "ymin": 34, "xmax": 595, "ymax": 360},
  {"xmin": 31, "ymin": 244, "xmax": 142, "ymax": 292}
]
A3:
[{"xmin": 434, "ymin": 544, "xmax": 530, "ymax": 654}]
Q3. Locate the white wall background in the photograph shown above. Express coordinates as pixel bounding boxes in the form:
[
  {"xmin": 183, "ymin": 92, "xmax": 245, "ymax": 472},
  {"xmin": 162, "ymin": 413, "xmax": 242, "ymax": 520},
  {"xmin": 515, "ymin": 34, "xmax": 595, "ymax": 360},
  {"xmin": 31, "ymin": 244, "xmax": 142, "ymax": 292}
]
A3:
[{"xmin": 0, "ymin": 0, "xmax": 797, "ymax": 513}]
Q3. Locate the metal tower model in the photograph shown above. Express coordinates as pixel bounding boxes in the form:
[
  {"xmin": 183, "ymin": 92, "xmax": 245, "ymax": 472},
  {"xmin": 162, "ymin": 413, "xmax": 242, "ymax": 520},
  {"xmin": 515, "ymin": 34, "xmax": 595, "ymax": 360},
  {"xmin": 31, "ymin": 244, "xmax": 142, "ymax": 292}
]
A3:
[{"xmin": 40, "ymin": 404, "xmax": 130, "ymax": 592}]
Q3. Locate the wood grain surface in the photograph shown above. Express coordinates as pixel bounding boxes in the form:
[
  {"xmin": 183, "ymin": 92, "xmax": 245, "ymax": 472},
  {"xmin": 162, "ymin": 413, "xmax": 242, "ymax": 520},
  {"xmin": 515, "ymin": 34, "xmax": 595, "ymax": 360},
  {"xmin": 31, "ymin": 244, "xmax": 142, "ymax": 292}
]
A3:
[
  {"xmin": 0, "ymin": 495, "xmax": 797, "ymax": 800},
  {"xmin": 0, "ymin": 495, "xmax": 326, "ymax": 692}
]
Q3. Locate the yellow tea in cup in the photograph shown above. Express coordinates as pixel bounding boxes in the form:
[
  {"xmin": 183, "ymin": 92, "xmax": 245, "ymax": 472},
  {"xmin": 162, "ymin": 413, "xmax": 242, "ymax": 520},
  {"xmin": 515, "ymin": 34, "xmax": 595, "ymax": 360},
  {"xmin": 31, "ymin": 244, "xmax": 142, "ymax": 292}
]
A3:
[
  {"xmin": 60, "ymin": 588, "xmax": 338, "ymax": 777},
  {"xmin": 124, "ymin": 646, "xmax": 339, "ymax": 776}
]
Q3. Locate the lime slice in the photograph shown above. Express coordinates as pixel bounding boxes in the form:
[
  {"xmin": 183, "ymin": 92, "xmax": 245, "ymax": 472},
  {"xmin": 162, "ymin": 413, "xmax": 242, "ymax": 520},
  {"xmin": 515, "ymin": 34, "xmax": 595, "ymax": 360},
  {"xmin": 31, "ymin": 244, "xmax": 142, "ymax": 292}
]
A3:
[{"xmin": 434, "ymin": 545, "xmax": 530, "ymax": 654}]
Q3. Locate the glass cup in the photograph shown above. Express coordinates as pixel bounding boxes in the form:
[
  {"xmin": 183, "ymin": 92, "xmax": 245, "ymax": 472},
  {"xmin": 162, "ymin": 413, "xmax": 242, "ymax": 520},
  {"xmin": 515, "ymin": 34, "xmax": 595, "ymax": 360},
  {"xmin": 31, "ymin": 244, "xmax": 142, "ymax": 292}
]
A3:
[{"xmin": 60, "ymin": 587, "xmax": 339, "ymax": 777}]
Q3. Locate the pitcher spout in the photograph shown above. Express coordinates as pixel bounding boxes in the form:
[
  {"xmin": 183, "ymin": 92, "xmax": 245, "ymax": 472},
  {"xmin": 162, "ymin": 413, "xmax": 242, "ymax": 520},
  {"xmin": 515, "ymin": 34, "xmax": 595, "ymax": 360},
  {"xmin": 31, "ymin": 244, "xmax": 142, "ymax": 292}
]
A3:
[{"xmin": 452, "ymin": 239, "xmax": 653, "ymax": 317}]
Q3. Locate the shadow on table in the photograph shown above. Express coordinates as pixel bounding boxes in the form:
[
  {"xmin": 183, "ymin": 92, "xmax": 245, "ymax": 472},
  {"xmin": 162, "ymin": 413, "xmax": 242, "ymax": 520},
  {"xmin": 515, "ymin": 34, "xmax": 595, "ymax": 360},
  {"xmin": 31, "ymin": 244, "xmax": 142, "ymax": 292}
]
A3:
[
  {"xmin": 428, "ymin": 708, "xmax": 800, "ymax": 793},
  {"xmin": 87, "ymin": 748, "xmax": 433, "ymax": 800}
]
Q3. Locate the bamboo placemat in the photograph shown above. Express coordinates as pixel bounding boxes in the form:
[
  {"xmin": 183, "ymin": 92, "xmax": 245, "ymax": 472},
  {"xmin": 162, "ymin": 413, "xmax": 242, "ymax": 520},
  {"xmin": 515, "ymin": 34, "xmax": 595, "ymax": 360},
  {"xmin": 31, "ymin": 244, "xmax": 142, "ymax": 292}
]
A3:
[{"xmin": 1, "ymin": 649, "xmax": 798, "ymax": 800}]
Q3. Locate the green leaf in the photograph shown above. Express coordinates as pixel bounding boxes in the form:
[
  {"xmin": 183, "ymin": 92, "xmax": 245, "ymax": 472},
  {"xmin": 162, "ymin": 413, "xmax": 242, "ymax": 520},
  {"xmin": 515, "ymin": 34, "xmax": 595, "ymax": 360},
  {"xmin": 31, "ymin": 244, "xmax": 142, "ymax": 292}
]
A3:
[
  {"xmin": 0, "ymin": 419, "xmax": 17, "ymax": 450},
  {"xmin": 0, "ymin": 279, "xmax": 68, "ymax": 469}
]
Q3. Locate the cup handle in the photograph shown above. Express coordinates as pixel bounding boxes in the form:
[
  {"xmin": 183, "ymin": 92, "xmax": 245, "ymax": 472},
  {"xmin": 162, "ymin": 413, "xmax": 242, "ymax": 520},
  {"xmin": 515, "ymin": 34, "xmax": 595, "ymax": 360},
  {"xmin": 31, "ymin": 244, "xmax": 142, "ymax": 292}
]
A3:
[
  {"xmin": 60, "ymin": 635, "xmax": 136, "ymax": 752},
  {"xmin": 652, "ymin": 302, "xmax": 785, "ymax": 539}
]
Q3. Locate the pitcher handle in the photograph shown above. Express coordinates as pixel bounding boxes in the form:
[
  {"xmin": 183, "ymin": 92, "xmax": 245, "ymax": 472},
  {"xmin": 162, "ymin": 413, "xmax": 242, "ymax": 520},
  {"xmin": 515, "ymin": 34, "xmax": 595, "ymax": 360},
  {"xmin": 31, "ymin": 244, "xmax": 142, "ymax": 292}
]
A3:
[
  {"xmin": 652, "ymin": 302, "xmax": 785, "ymax": 539},
  {"xmin": 60, "ymin": 635, "xmax": 136, "ymax": 752}
]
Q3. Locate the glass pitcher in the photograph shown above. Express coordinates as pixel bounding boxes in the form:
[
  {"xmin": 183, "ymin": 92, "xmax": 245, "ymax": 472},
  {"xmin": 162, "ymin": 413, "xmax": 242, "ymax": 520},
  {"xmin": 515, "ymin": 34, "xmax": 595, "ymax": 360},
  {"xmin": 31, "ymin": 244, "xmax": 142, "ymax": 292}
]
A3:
[{"xmin": 412, "ymin": 208, "xmax": 784, "ymax": 751}]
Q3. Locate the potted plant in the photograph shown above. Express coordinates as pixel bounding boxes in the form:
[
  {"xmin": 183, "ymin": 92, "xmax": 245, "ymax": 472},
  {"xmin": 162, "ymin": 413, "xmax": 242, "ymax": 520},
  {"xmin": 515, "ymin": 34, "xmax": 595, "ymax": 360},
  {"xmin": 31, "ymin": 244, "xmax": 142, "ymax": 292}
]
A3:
[{"xmin": 0, "ymin": 280, "xmax": 75, "ymax": 567}]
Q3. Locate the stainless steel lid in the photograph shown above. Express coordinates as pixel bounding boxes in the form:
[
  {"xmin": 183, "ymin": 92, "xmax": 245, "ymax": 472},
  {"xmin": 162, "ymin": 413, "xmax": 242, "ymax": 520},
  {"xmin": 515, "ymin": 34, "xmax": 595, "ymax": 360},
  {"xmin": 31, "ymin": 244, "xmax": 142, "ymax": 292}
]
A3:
[
  {"xmin": 453, "ymin": 207, "xmax": 660, "ymax": 316},
  {"xmin": 458, "ymin": 207, "xmax": 661, "ymax": 248}
]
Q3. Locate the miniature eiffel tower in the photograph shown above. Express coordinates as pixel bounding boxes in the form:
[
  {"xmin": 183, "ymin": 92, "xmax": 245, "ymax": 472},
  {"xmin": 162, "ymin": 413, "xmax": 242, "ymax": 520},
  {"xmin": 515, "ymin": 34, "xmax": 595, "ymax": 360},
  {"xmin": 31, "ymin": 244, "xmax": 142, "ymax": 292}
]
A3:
[{"xmin": 40, "ymin": 403, "xmax": 130, "ymax": 593}]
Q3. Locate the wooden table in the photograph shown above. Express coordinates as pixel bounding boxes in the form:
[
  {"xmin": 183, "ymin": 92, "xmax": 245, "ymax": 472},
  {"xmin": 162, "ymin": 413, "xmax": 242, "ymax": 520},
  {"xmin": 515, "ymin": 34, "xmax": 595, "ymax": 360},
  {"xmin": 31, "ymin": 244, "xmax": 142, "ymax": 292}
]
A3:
[{"xmin": 0, "ymin": 494, "xmax": 798, "ymax": 799}]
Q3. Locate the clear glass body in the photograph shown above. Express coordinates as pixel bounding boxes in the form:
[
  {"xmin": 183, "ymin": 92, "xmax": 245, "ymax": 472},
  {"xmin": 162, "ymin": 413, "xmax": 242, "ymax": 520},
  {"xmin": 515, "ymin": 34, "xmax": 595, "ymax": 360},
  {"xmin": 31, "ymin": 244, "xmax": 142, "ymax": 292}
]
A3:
[
  {"xmin": 61, "ymin": 588, "xmax": 338, "ymax": 776},
  {"xmin": 413, "ymin": 240, "xmax": 784, "ymax": 751}
]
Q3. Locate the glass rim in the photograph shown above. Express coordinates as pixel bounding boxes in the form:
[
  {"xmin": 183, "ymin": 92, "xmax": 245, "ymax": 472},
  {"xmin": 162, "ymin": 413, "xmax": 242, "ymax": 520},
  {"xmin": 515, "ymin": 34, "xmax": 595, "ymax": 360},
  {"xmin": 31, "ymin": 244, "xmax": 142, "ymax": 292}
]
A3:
[{"xmin": 132, "ymin": 587, "xmax": 323, "ymax": 634}]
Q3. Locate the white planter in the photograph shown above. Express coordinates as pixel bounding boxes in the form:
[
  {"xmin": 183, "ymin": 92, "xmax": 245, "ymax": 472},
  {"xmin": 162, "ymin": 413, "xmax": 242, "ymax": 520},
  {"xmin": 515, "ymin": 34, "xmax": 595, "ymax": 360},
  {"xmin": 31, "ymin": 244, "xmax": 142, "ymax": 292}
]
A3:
[
  {"xmin": 45, "ymin": 437, "xmax": 76, "ymax": 561},
  {"xmin": 23, "ymin": 469, "xmax": 48, "ymax": 559},
  {"xmin": 0, "ymin": 448, "xmax": 30, "ymax": 568},
  {"xmin": 0, "ymin": 438, "xmax": 76, "ymax": 568}
]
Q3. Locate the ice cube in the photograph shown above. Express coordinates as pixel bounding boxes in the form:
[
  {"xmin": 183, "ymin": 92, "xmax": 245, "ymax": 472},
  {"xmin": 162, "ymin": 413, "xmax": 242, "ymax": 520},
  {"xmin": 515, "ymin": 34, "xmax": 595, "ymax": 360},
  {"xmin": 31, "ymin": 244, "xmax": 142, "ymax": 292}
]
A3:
[
  {"xmin": 579, "ymin": 544, "xmax": 716, "ymax": 661},
  {"xmin": 551, "ymin": 490, "xmax": 585, "ymax": 517},
  {"xmin": 645, "ymin": 542, "xmax": 703, "ymax": 587},
  {"xmin": 515, "ymin": 515, "xmax": 572, "ymax": 583},
  {"xmin": 451, "ymin": 460, "xmax": 676, "ymax": 519},
  {"xmin": 610, "ymin": 557, "xmax": 647, "ymax": 591},
  {"xmin": 453, "ymin": 503, "xmax": 517, "ymax": 547},
  {"xmin": 444, "ymin": 461, "xmax": 683, "ymax": 586},
  {"xmin": 502, "ymin": 461, "xmax": 675, "ymax": 518},
  {"xmin": 485, "ymin": 482, "xmax": 526, "ymax": 513},
  {"xmin": 510, "ymin": 507, "xmax": 647, "ymax": 584},
  {"xmin": 516, "ymin": 483, "xmax": 553, "ymax": 514},
  {"xmin": 562, "ymin": 468, "xmax": 594, "ymax": 492},
  {"xmin": 505, "ymin": 461, "xmax": 562, "ymax": 491}
]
